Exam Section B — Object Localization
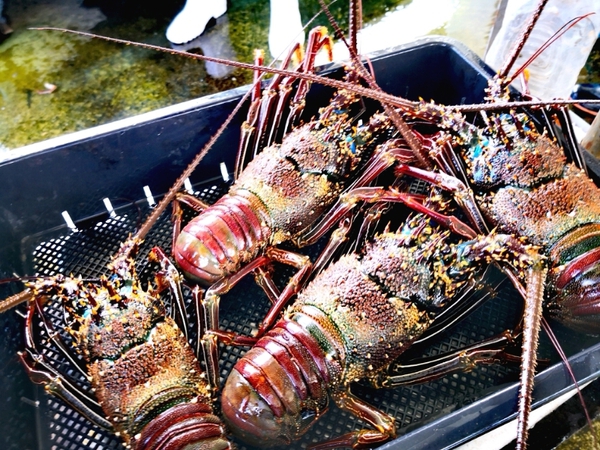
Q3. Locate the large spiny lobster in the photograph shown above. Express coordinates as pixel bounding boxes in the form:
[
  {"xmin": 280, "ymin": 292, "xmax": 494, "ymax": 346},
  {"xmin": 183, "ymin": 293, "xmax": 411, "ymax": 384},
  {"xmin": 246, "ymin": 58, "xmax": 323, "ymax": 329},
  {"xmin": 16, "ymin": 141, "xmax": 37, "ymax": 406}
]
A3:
[
  {"xmin": 220, "ymin": 191, "xmax": 537, "ymax": 449},
  {"xmin": 1, "ymin": 238, "xmax": 232, "ymax": 450}
]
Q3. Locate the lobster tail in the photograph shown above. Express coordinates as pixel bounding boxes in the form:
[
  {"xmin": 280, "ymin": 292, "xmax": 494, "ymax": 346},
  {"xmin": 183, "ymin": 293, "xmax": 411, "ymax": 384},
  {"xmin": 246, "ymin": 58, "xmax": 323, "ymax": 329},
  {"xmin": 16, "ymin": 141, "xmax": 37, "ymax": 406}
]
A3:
[
  {"xmin": 549, "ymin": 246, "xmax": 600, "ymax": 334},
  {"xmin": 221, "ymin": 318, "xmax": 331, "ymax": 447},
  {"xmin": 174, "ymin": 191, "xmax": 271, "ymax": 285},
  {"xmin": 137, "ymin": 401, "xmax": 230, "ymax": 450}
]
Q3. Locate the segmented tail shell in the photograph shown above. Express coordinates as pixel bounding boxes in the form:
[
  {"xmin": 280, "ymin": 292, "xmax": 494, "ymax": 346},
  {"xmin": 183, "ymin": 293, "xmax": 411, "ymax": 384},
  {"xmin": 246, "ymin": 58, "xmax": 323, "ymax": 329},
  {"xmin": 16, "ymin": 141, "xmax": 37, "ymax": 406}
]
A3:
[
  {"xmin": 174, "ymin": 191, "xmax": 271, "ymax": 285},
  {"xmin": 136, "ymin": 402, "xmax": 230, "ymax": 450},
  {"xmin": 221, "ymin": 317, "xmax": 331, "ymax": 447},
  {"xmin": 546, "ymin": 224, "xmax": 600, "ymax": 333},
  {"xmin": 549, "ymin": 246, "xmax": 600, "ymax": 334}
]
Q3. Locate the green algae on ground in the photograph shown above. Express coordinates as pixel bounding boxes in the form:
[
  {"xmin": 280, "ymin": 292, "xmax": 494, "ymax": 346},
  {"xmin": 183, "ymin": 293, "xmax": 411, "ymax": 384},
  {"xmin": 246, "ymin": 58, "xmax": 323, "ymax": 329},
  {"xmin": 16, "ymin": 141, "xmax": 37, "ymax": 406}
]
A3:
[
  {"xmin": 0, "ymin": 15, "xmax": 251, "ymax": 149},
  {"xmin": 0, "ymin": 0, "xmax": 410, "ymax": 150}
]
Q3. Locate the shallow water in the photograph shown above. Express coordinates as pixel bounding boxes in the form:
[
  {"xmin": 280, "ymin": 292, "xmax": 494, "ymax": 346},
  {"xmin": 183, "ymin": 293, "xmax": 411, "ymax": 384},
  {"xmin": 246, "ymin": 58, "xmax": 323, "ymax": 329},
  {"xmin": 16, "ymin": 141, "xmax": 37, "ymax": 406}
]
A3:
[{"xmin": 0, "ymin": 0, "xmax": 500, "ymax": 149}]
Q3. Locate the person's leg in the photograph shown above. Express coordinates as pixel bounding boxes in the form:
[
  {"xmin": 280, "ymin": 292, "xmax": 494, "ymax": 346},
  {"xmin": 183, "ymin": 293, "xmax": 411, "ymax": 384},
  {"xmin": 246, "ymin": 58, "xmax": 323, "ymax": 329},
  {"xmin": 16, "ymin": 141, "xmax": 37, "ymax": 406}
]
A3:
[{"xmin": 269, "ymin": 0, "xmax": 304, "ymax": 60}]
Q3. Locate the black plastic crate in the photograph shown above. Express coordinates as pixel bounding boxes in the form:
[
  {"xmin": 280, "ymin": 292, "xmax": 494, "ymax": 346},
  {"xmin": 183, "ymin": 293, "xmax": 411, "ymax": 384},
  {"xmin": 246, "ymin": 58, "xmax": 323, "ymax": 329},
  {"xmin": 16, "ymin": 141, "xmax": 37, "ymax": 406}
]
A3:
[{"xmin": 1, "ymin": 37, "xmax": 599, "ymax": 450}]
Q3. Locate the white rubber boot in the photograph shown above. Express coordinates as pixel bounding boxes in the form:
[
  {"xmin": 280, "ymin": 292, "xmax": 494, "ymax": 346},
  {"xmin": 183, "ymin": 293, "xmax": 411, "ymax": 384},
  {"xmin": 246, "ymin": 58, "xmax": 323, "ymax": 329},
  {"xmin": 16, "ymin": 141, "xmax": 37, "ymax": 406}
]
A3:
[
  {"xmin": 268, "ymin": 0, "xmax": 305, "ymax": 60},
  {"xmin": 166, "ymin": 0, "xmax": 227, "ymax": 45}
]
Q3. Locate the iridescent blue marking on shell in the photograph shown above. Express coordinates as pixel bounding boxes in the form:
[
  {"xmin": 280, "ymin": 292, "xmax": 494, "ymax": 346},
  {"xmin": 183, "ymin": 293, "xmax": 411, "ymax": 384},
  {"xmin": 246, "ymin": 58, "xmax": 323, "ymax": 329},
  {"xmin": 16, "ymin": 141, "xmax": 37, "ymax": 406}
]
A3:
[{"xmin": 345, "ymin": 135, "xmax": 356, "ymax": 154}]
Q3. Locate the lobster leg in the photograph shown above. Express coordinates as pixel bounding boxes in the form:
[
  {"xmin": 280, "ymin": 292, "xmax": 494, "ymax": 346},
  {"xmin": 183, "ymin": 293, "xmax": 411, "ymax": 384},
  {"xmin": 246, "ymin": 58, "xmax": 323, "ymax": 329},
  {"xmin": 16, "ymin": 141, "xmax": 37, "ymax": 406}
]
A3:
[
  {"xmin": 299, "ymin": 142, "xmax": 491, "ymax": 248},
  {"xmin": 310, "ymin": 216, "xmax": 354, "ymax": 277},
  {"xmin": 309, "ymin": 389, "xmax": 396, "ymax": 450},
  {"xmin": 394, "ymin": 163, "xmax": 488, "ymax": 234},
  {"xmin": 254, "ymin": 248, "xmax": 313, "ymax": 336},
  {"xmin": 211, "ymin": 215, "xmax": 355, "ymax": 344},
  {"xmin": 29, "ymin": 296, "xmax": 88, "ymax": 378},
  {"xmin": 376, "ymin": 265, "xmax": 520, "ymax": 387},
  {"xmin": 237, "ymin": 49, "xmax": 269, "ymax": 176},
  {"xmin": 21, "ymin": 298, "xmax": 113, "ymax": 430},
  {"xmin": 378, "ymin": 331, "xmax": 520, "ymax": 387},
  {"xmin": 302, "ymin": 185, "xmax": 478, "ymax": 248},
  {"xmin": 198, "ymin": 247, "xmax": 311, "ymax": 389},
  {"xmin": 201, "ymin": 248, "xmax": 311, "ymax": 332},
  {"xmin": 258, "ymin": 26, "xmax": 333, "ymax": 151},
  {"xmin": 150, "ymin": 246, "xmax": 190, "ymax": 340},
  {"xmin": 296, "ymin": 144, "xmax": 423, "ymax": 246},
  {"xmin": 19, "ymin": 348, "xmax": 112, "ymax": 430},
  {"xmin": 252, "ymin": 265, "xmax": 282, "ymax": 304},
  {"xmin": 282, "ymin": 26, "xmax": 333, "ymax": 133},
  {"xmin": 416, "ymin": 266, "xmax": 507, "ymax": 345}
]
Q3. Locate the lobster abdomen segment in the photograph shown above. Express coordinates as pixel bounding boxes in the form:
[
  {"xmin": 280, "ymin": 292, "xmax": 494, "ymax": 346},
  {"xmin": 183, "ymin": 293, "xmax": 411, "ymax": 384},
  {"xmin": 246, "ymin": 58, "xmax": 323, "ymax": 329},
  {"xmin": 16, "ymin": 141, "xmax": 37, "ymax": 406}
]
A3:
[
  {"xmin": 174, "ymin": 191, "xmax": 272, "ymax": 285},
  {"xmin": 138, "ymin": 402, "xmax": 230, "ymax": 450},
  {"xmin": 548, "ymin": 240, "xmax": 600, "ymax": 333}
]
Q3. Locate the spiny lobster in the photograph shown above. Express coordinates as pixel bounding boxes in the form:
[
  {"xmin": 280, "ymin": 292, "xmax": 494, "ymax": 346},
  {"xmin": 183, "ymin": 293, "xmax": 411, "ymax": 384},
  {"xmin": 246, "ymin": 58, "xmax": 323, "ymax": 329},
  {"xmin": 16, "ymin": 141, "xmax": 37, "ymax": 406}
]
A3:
[
  {"xmin": 0, "ymin": 237, "xmax": 232, "ymax": 450},
  {"xmin": 220, "ymin": 191, "xmax": 536, "ymax": 448}
]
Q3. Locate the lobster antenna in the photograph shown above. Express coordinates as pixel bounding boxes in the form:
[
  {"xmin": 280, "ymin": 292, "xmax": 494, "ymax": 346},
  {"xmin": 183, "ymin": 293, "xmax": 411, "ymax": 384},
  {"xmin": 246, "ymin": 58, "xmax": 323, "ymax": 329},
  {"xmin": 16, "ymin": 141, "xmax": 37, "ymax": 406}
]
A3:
[
  {"xmin": 32, "ymin": 28, "xmax": 420, "ymax": 112},
  {"xmin": 497, "ymin": 0, "xmax": 550, "ymax": 81},
  {"xmin": 0, "ymin": 276, "xmax": 100, "ymax": 313},
  {"xmin": 348, "ymin": 0, "xmax": 362, "ymax": 55},
  {"xmin": 35, "ymin": 27, "xmax": 600, "ymax": 120},
  {"xmin": 450, "ymin": 98, "xmax": 600, "ymax": 112},
  {"xmin": 504, "ymin": 13, "xmax": 596, "ymax": 88},
  {"xmin": 0, "ymin": 290, "xmax": 32, "ymax": 313},
  {"xmin": 541, "ymin": 317, "xmax": 600, "ymax": 449}
]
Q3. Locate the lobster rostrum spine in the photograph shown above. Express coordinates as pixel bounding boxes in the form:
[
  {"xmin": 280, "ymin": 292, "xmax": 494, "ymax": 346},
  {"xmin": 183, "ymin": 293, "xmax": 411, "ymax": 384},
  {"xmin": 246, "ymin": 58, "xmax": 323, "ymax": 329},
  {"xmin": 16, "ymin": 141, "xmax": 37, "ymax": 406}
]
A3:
[{"xmin": 15, "ymin": 242, "xmax": 231, "ymax": 450}]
